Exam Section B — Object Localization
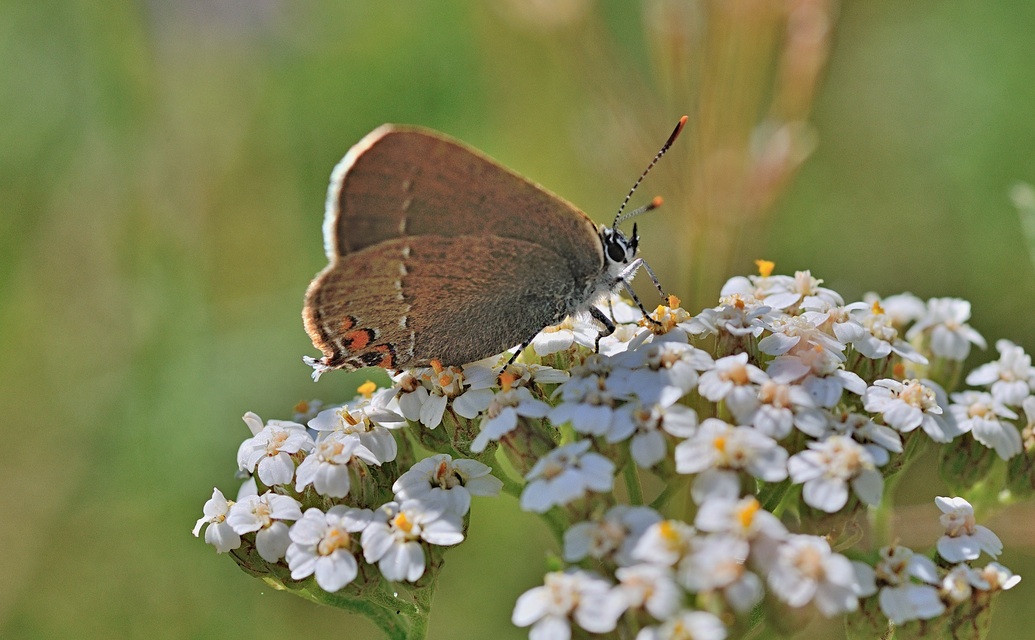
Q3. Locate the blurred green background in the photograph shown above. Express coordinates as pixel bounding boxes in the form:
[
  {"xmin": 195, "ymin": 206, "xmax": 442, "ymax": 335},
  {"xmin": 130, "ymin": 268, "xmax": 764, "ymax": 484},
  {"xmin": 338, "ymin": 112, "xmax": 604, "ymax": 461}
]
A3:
[{"xmin": 2, "ymin": 1, "xmax": 1033, "ymax": 638}]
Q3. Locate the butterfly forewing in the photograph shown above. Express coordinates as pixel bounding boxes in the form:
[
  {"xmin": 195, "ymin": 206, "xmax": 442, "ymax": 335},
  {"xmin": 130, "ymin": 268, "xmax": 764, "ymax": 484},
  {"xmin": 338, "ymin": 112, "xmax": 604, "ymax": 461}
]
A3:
[{"xmin": 325, "ymin": 127, "xmax": 604, "ymax": 278}]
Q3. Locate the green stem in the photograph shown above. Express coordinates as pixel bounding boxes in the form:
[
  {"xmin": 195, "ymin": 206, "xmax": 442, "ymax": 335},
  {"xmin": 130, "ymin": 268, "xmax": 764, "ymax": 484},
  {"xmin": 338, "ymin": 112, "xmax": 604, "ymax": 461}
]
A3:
[
  {"xmin": 649, "ymin": 477, "xmax": 684, "ymax": 512},
  {"xmin": 623, "ymin": 460, "xmax": 644, "ymax": 506},
  {"xmin": 489, "ymin": 450, "xmax": 525, "ymax": 499},
  {"xmin": 758, "ymin": 479, "xmax": 793, "ymax": 515},
  {"xmin": 872, "ymin": 432, "xmax": 927, "ymax": 546},
  {"xmin": 254, "ymin": 569, "xmax": 435, "ymax": 640}
]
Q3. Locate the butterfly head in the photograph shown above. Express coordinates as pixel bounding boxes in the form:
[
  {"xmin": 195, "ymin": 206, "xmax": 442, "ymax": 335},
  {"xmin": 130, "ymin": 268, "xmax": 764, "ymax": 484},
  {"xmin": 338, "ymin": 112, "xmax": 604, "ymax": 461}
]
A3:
[{"xmin": 600, "ymin": 224, "xmax": 639, "ymax": 271}]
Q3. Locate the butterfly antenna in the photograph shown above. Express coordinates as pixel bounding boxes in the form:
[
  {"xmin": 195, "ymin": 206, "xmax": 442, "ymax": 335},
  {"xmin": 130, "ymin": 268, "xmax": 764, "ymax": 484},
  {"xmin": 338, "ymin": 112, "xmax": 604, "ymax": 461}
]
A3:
[{"xmin": 612, "ymin": 115, "xmax": 688, "ymax": 229}]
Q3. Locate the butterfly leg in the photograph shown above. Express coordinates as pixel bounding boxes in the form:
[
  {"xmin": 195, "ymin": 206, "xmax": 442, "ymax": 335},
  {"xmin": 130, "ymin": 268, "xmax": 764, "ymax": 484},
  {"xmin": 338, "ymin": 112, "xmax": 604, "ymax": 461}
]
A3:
[
  {"xmin": 589, "ymin": 305, "xmax": 616, "ymax": 353},
  {"xmin": 505, "ymin": 335, "xmax": 535, "ymax": 367},
  {"xmin": 638, "ymin": 257, "xmax": 668, "ymax": 300},
  {"xmin": 613, "ymin": 257, "xmax": 667, "ymax": 328},
  {"xmin": 620, "ymin": 282, "xmax": 664, "ymax": 329}
]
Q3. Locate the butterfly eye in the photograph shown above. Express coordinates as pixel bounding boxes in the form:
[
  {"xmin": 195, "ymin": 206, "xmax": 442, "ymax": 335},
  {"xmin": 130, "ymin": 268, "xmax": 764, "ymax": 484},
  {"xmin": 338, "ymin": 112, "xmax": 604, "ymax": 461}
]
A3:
[{"xmin": 607, "ymin": 237, "xmax": 627, "ymax": 263}]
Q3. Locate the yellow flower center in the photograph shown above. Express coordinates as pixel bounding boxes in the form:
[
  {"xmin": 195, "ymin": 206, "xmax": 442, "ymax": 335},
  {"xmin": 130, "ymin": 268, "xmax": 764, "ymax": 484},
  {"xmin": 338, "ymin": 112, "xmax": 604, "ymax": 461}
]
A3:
[
  {"xmin": 392, "ymin": 511, "xmax": 414, "ymax": 534},
  {"xmin": 724, "ymin": 363, "xmax": 750, "ymax": 385},
  {"xmin": 968, "ymin": 402, "xmax": 990, "ymax": 419},
  {"xmin": 357, "ymin": 380, "xmax": 377, "ymax": 398},
  {"xmin": 318, "ymin": 528, "xmax": 352, "ymax": 556},
  {"xmin": 755, "ymin": 259, "xmax": 775, "ymax": 277},
  {"xmin": 737, "ymin": 498, "xmax": 761, "ymax": 529}
]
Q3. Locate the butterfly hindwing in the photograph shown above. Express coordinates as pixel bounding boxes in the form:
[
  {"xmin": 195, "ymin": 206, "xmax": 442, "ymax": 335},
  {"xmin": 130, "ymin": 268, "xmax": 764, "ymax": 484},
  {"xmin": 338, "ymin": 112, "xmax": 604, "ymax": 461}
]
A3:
[{"xmin": 304, "ymin": 234, "xmax": 580, "ymax": 370}]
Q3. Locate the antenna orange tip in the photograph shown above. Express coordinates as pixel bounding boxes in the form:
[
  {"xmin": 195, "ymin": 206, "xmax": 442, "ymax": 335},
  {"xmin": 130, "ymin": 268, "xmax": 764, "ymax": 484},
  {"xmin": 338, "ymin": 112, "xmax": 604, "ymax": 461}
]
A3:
[{"xmin": 666, "ymin": 116, "xmax": 689, "ymax": 147}]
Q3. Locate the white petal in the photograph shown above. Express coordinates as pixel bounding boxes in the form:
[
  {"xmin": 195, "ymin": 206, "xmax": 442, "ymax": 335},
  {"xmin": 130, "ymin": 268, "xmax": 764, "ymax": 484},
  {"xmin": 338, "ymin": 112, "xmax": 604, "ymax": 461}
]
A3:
[
  {"xmin": 851, "ymin": 470, "xmax": 884, "ymax": 507},
  {"xmin": 803, "ymin": 477, "xmax": 848, "ymax": 513},
  {"xmin": 314, "ymin": 552, "xmax": 358, "ymax": 591}
]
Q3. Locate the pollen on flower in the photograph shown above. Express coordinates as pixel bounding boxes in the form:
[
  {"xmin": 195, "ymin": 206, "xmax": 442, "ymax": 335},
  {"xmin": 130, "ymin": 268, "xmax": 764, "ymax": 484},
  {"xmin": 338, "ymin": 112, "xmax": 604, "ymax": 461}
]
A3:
[
  {"xmin": 430, "ymin": 359, "xmax": 444, "ymax": 374},
  {"xmin": 337, "ymin": 408, "xmax": 360, "ymax": 427},
  {"xmin": 871, "ymin": 300, "xmax": 885, "ymax": 316},
  {"xmin": 393, "ymin": 511, "xmax": 414, "ymax": 534},
  {"xmin": 357, "ymin": 380, "xmax": 377, "ymax": 398},
  {"xmin": 318, "ymin": 529, "xmax": 352, "ymax": 556},
  {"xmin": 892, "ymin": 362, "xmax": 906, "ymax": 379},
  {"xmin": 667, "ymin": 294, "xmax": 681, "ymax": 309},
  {"xmin": 540, "ymin": 459, "xmax": 566, "ymax": 480},
  {"xmin": 724, "ymin": 364, "xmax": 751, "ymax": 385},
  {"xmin": 759, "ymin": 381, "xmax": 790, "ymax": 408},
  {"xmin": 725, "ymin": 293, "xmax": 747, "ymax": 310},
  {"xmin": 266, "ymin": 431, "xmax": 289, "ymax": 455},
  {"xmin": 755, "ymin": 259, "xmax": 775, "ymax": 277},
  {"xmin": 968, "ymin": 402, "xmax": 991, "ymax": 419},
  {"xmin": 712, "ymin": 435, "xmax": 727, "ymax": 453},
  {"xmin": 254, "ymin": 502, "xmax": 273, "ymax": 527},
  {"xmin": 659, "ymin": 520, "xmax": 679, "ymax": 543},
  {"xmin": 899, "ymin": 380, "xmax": 936, "ymax": 409},
  {"xmin": 499, "ymin": 371, "xmax": 517, "ymax": 392},
  {"xmin": 738, "ymin": 498, "xmax": 761, "ymax": 529},
  {"xmin": 294, "ymin": 400, "xmax": 311, "ymax": 414},
  {"xmin": 940, "ymin": 510, "xmax": 976, "ymax": 537},
  {"xmin": 433, "ymin": 460, "xmax": 461, "ymax": 489},
  {"xmin": 794, "ymin": 545, "xmax": 825, "ymax": 580}
]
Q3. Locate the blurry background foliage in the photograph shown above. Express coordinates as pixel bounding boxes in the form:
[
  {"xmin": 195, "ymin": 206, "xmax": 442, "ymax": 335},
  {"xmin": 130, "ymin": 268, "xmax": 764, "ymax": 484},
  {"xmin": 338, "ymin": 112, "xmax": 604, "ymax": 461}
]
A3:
[{"xmin": 1, "ymin": 0, "xmax": 1033, "ymax": 638}]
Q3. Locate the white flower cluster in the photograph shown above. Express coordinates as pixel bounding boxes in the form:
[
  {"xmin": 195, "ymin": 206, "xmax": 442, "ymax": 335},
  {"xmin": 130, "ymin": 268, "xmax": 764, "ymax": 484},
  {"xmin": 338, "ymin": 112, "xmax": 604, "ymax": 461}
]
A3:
[
  {"xmin": 193, "ymin": 386, "xmax": 503, "ymax": 592},
  {"xmin": 197, "ymin": 264, "xmax": 1031, "ymax": 637},
  {"xmin": 857, "ymin": 496, "xmax": 1019, "ymax": 627}
]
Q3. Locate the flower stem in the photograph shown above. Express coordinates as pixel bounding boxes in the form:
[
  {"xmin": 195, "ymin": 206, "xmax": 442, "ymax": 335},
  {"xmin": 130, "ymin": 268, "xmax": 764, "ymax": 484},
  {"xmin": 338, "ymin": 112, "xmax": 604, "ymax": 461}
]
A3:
[
  {"xmin": 623, "ymin": 460, "xmax": 644, "ymax": 505},
  {"xmin": 871, "ymin": 431, "xmax": 927, "ymax": 546}
]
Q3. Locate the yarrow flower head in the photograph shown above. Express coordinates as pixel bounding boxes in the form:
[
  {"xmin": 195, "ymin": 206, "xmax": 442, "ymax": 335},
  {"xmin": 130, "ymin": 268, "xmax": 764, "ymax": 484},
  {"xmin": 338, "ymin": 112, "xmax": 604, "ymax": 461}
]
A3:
[
  {"xmin": 766, "ymin": 534, "xmax": 862, "ymax": 616},
  {"xmin": 237, "ymin": 412, "xmax": 314, "ymax": 486},
  {"xmin": 863, "ymin": 378, "xmax": 961, "ymax": 442},
  {"xmin": 226, "ymin": 491, "xmax": 303, "ymax": 562},
  {"xmin": 906, "ymin": 297, "xmax": 987, "ymax": 360},
  {"xmin": 286, "ymin": 506, "xmax": 368, "ymax": 592},
  {"xmin": 520, "ymin": 440, "xmax": 615, "ymax": 513},
  {"xmin": 564, "ymin": 505, "xmax": 662, "ymax": 566},
  {"xmin": 470, "ymin": 382, "xmax": 551, "ymax": 453},
  {"xmin": 512, "ymin": 570, "xmax": 625, "ymax": 638},
  {"xmin": 294, "ymin": 434, "xmax": 380, "ymax": 498},
  {"xmin": 788, "ymin": 435, "xmax": 883, "ymax": 513},
  {"xmin": 359, "ymin": 500, "xmax": 464, "ymax": 582},
  {"xmin": 674, "ymin": 418, "xmax": 788, "ymax": 502},
  {"xmin": 965, "ymin": 339, "xmax": 1035, "ymax": 405},
  {"xmin": 308, "ymin": 388, "xmax": 405, "ymax": 463},
  {"xmin": 391, "ymin": 453, "xmax": 502, "ymax": 517},
  {"xmin": 201, "ymin": 264, "xmax": 1028, "ymax": 639},
  {"xmin": 935, "ymin": 496, "xmax": 1003, "ymax": 562},
  {"xmin": 394, "ymin": 361, "xmax": 496, "ymax": 427},
  {"xmin": 873, "ymin": 544, "xmax": 945, "ymax": 625},
  {"xmin": 192, "ymin": 487, "xmax": 241, "ymax": 553},
  {"xmin": 949, "ymin": 390, "xmax": 1021, "ymax": 459}
]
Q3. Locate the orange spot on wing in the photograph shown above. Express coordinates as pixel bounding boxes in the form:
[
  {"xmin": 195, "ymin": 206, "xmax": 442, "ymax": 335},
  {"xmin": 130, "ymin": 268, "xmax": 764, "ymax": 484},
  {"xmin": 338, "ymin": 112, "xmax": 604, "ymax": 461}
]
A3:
[
  {"xmin": 339, "ymin": 316, "xmax": 356, "ymax": 331},
  {"xmin": 373, "ymin": 345, "xmax": 394, "ymax": 368},
  {"xmin": 344, "ymin": 329, "xmax": 374, "ymax": 351}
]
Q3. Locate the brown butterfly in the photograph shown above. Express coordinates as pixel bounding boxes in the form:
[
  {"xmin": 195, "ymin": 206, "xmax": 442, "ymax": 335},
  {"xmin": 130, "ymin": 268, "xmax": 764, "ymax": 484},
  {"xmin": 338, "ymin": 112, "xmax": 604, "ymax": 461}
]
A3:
[{"xmin": 302, "ymin": 118, "xmax": 686, "ymax": 378}]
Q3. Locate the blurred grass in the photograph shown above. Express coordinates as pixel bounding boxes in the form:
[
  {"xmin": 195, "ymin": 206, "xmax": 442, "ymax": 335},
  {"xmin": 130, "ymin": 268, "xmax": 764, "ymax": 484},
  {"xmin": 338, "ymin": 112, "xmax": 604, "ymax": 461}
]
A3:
[{"xmin": 1, "ymin": 1, "xmax": 1032, "ymax": 638}]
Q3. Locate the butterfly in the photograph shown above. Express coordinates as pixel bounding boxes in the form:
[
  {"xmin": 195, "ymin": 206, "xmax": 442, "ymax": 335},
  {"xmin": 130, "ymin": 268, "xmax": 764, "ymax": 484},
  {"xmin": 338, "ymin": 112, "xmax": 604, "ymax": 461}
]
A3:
[{"xmin": 303, "ymin": 117, "xmax": 686, "ymax": 378}]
